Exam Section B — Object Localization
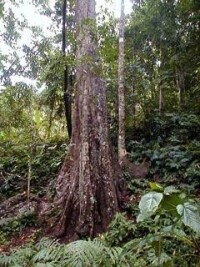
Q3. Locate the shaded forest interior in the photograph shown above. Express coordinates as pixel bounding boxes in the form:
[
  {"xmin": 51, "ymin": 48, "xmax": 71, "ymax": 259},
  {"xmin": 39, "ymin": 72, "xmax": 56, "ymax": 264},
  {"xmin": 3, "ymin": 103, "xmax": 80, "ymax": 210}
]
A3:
[{"xmin": 0, "ymin": 0, "xmax": 200, "ymax": 266}]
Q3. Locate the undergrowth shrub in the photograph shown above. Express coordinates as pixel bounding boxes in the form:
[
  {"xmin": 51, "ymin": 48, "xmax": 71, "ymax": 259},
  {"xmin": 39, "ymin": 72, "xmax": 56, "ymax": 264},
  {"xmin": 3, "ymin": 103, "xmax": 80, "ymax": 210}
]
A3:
[
  {"xmin": 103, "ymin": 213, "xmax": 136, "ymax": 246},
  {"xmin": 104, "ymin": 184, "xmax": 200, "ymax": 266},
  {"xmin": 0, "ymin": 142, "xmax": 67, "ymax": 200},
  {"xmin": 127, "ymin": 113, "xmax": 200, "ymax": 189},
  {"xmin": 0, "ymin": 237, "xmax": 144, "ymax": 267},
  {"xmin": 1, "ymin": 184, "xmax": 200, "ymax": 267},
  {"xmin": 0, "ymin": 212, "xmax": 38, "ymax": 244}
]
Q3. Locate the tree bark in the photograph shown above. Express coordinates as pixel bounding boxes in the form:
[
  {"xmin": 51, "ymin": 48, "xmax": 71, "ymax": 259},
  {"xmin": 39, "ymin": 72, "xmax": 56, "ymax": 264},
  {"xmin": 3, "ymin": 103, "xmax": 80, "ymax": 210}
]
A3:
[
  {"xmin": 118, "ymin": 0, "xmax": 126, "ymax": 164},
  {"xmin": 52, "ymin": 0, "xmax": 120, "ymax": 238},
  {"xmin": 62, "ymin": 0, "xmax": 72, "ymax": 138}
]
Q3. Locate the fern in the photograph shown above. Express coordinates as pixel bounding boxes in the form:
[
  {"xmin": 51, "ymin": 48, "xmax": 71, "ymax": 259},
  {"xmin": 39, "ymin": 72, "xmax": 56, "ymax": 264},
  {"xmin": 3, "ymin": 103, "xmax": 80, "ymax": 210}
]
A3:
[
  {"xmin": 0, "ymin": 238, "xmax": 64, "ymax": 267},
  {"xmin": 63, "ymin": 239, "xmax": 107, "ymax": 267},
  {"xmin": 0, "ymin": 237, "xmax": 141, "ymax": 267},
  {"xmin": 33, "ymin": 238, "xmax": 63, "ymax": 263},
  {"xmin": 0, "ymin": 245, "xmax": 33, "ymax": 267},
  {"xmin": 62, "ymin": 239, "xmax": 131, "ymax": 267}
]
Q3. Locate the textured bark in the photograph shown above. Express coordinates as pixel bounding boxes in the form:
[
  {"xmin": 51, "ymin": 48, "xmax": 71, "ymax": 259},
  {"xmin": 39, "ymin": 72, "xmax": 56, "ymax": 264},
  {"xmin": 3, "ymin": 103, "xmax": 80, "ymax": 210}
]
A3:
[
  {"xmin": 118, "ymin": 0, "xmax": 126, "ymax": 164},
  {"xmin": 52, "ymin": 0, "xmax": 120, "ymax": 238}
]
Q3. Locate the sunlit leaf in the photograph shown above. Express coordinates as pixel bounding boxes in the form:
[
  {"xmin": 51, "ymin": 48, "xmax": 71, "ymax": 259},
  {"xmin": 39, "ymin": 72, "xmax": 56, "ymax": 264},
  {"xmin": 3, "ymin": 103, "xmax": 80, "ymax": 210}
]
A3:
[
  {"xmin": 139, "ymin": 192, "xmax": 163, "ymax": 213},
  {"xmin": 149, "ymin": 182, "xmax": 163, "ymax": 192}
]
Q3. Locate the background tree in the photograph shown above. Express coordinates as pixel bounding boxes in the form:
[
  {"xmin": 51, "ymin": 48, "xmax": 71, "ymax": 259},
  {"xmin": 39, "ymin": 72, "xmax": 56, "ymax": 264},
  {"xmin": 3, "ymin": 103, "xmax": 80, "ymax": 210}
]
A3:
[
  {"xmin": 125, "ymin": 0, "xmax": 200, "ymax": 122},
  {"xmin": 118, "ymin": 0, "xmax": 126, "ymax": 163}
]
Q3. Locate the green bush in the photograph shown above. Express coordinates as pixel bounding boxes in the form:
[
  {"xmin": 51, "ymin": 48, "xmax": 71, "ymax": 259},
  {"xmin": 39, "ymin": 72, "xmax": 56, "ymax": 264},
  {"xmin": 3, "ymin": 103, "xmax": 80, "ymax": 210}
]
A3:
[
  {"xmin": 127, "ymin": 113, "xmax": 200, "ymax": 189},
  {"xmin": 0, "ymin": 212, "xmax": 37, "ymax": 241},
  {"xmin": 104, "ymin": 213, "xmax": 136, "ymax": 246},
  {"xmin": 0, "ymin": 142, "xmax": 67, "ymax": 199}
]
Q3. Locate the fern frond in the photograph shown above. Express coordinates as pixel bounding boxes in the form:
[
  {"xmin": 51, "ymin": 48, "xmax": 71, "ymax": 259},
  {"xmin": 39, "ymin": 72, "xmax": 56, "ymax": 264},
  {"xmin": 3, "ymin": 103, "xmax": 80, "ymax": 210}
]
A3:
[
  {"xmin": 0, "ymin": 238, "xmax": 63, "ymax": 267},
  {"xmin": 0, "ymin": 245, "xmax": 33, "ymax": 267},
  {"xmin": 63, "ymin": 240, "xmax": 100, "ymax": 267},
  {"xmin": 0, "ymin": 238, "xmax": 139, "ymax": 267},
  {"xmin": 104, "ymin": 246, "xmax": 123, "ymax": 265},
  {"xmin": 61, "ymin": 239, "xmax": 125, "ymax": 267},
  {"xmin": 33, "ymin": 237, "xmax": 63, "ymax": 264},
  {"xmin": 0, "ymin": 254, "xmax": 12, "ymax": 267}
]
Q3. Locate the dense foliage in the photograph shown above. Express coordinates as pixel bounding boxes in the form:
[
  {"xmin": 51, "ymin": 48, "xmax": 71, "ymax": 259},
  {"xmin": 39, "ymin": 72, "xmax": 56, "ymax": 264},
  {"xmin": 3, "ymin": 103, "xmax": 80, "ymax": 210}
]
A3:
[{"xmin": 0, "ymin": 0, "xmax": 200, "ymax": 266}]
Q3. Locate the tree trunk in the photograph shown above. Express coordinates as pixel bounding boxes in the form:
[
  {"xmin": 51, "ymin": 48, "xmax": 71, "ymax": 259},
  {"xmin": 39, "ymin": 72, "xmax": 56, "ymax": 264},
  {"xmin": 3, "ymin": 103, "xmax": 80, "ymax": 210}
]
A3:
[
  {"xmin": 52, "ymin": 0, "xmax": 120, "ymax": 238},
  {"xmin": 158, "ymin": 47, "xmax": 164, "ymax": 115},
  {"xmin": 118, "ymin": 0, "xmax": 126, "ymax": 164},
  {"xmin": 62, "ymin": 0, "xmax": 72, "ymax": 138},
  {"xmin": 159, "ymin": 82, "xmax": 164, "ymax": 115},
  {"xmin": 175, "ymin": 67, "xmax": 185, "ymax": 108},
  {"xmin": 116, "ymin": 0, "xmax": 149, "ymax": 177}
]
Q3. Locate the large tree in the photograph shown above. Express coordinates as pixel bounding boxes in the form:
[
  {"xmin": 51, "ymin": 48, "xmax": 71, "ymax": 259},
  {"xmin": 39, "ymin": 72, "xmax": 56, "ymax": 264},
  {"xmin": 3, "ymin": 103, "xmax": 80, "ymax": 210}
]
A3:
[{"xmin": 51, "ymin": 0, "xmax": 122, "ymax": 238}]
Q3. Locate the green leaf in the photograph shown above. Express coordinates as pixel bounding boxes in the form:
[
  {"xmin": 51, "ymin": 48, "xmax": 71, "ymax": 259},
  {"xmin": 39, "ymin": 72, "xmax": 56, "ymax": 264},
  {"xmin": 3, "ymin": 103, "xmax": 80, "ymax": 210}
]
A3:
[
  {"xmin": 177, "ymin": 203, "xmax": 200, "ymax": 233},
  {"xmin": 149, "ymin": 182, "xmax": 163, "ymax": 192},
  {"xmin": 138, "ymin": 192, "xmax": 163, "ymax": 220},
  {"xmin": 137, "ymin": 212, "xmax": 152, "ymax": 222},
  {"xmin": 151, "ymin": 252, "xmax": 172, "ymax": 266},
  {"xmin": 164, "ymin": 186, "xmax": 180, "ymax": 195},
  {"xmin": 161, "ymin": 193, "xmax": 185, "ymax": 217}
]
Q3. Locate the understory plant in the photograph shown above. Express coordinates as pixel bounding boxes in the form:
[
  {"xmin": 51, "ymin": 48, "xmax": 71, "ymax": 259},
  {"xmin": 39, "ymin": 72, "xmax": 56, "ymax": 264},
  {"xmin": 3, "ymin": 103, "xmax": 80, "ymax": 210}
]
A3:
[
  {"xmin": 127, "ymin": 113, "xmax": 200, "ymax": 189},
  {"xmin": 1, "ymin": 184, "xmax": 200, "ymax": 267},
  {"xmin": 0, "ymin": 237, "xmax": 144, "ymax": 267},
  {"xmin": 0, "ymin": 142, "xmax": 66, "ymax": 200},
  {"xmin": 132, "ymin": 182, "xmax": 200, "ymax": 266},
  {"xmin": 0, "ymin": 212, "xmax": 38, "ymax": 245}
]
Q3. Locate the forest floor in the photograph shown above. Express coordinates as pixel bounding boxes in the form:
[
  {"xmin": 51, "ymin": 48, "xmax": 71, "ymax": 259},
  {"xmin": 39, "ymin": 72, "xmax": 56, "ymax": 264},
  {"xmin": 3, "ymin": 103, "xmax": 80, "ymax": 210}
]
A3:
[
  {"xmin": 0, "ymin": 227, "xmax": 39, "ymax": 253},
  {"xmin": 1, "ymin": 113, "xmax": 200, "ymax": 257}
]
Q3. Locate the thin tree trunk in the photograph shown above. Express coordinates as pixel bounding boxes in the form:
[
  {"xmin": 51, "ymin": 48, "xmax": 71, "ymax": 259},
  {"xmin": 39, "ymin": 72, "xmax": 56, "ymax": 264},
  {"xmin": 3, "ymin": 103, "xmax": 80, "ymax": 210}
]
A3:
[
  {"xmin": 62, "ymin": 0, "xmax": 72, "ymax": 138},
  {"xmin": 175, "ymin": 67, "xmax": 185, "ymax": 108},
  {"xmin": 159, "ymin": 83, "xmax": 163, "ymax": 115},
  {"xmin": 118, "ymin": 0, "xmax": 126, "ymax": 164},
  {"xmin": 158, "ymin": 46, "xmax": 164, "ymax": 115},
  {"xmin": 116, "ymin": 0, "xmax": 149, "ymax": 179},
  {"xmin": 51, "ymin": 0, "xmax": 121, "ymax": 238}
]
